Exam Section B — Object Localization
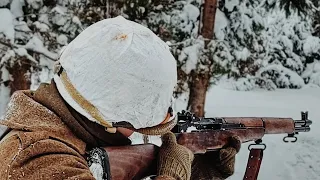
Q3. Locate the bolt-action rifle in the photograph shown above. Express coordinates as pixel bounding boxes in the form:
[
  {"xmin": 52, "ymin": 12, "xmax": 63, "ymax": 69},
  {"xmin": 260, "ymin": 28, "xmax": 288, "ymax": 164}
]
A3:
[{"xmin": 103, "ymin": 111, "xmax": 312, "ymax": 180}]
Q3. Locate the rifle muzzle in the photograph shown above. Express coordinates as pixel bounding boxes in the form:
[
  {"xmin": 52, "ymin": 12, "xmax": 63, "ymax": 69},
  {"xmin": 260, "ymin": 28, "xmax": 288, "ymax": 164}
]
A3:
[{"xmin": 294, "ymin": 112, "xmax": 312, "ymax": 133}]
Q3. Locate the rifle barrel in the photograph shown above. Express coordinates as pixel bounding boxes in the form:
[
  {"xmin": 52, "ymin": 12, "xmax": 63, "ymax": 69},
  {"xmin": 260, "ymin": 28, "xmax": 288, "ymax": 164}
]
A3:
[
  {"xmin": 294, "ymin": 120, "xmax": 312, "ymax": 126},
  {"xmin": 295, "ymin": 126, "xmax": 311, "ymax": 132},
  {"xmin": 294, "ymin": 119, "xmax": 312, "ymax": 132}
]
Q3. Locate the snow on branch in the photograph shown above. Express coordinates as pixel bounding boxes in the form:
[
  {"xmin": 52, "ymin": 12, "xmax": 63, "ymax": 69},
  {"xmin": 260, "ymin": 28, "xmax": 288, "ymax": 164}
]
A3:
[
  {"xmin": 0, "ymin": 38, "xmax": 57, "ymax": 62},
  {"xmin": 24, "ymin": 36, "xmax": 58, "ymax": 61}
]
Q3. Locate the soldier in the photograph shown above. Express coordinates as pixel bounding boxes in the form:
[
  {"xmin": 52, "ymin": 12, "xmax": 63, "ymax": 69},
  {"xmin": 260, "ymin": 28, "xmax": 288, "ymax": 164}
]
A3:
[{"xmin": 0, "ymin": 16, "xmax": 240, "ymax": 180}]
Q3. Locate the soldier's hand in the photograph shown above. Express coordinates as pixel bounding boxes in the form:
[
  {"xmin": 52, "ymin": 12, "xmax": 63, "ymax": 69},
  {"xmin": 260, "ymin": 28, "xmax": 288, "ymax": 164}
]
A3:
[
  {"xmin": 216, "ymin": 136, "xmax": 241, "ymax": 178},
  {"xmin": 191, "ymin": 135, "xmax": 241, "ymax": 179},
  {"xmin": 156, "ymin": 132, "xmax": 194, "ymax": 180}
]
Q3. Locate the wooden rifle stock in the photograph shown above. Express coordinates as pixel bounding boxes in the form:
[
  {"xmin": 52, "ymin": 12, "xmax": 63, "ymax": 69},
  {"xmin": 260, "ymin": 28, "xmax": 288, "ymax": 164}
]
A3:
[
  {"xmin": 104, "ymin": 144, "xmax": 158, "ymax": 180},
  {"xmin": 104, "ymin": 113, "xmax": 312, "ymax": 180}
]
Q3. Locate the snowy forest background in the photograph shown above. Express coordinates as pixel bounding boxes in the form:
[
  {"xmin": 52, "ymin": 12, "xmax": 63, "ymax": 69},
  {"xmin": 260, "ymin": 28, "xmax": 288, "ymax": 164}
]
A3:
[{"xmin": 0, "ymin": 0, "xmax": 320, "ymax": 116}]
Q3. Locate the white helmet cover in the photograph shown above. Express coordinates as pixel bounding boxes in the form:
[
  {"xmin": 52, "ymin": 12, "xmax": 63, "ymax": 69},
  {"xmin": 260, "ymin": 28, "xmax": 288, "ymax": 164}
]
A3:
[{"xmin": 54, "ymin": 16, "xmax": 177, "ymax": 129}]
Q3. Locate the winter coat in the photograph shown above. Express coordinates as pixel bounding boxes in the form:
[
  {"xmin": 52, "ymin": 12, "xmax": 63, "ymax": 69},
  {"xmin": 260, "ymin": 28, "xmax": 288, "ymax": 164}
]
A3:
[{"xmin": 0, "ymin": 81, "xmax": 130, "ymax": 180}]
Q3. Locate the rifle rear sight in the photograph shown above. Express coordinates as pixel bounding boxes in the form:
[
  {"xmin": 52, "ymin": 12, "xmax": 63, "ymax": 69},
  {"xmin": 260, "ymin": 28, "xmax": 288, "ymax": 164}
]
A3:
[{"xmin": 173, "ymin": 110, "xmax": 246, "ymax": 133}]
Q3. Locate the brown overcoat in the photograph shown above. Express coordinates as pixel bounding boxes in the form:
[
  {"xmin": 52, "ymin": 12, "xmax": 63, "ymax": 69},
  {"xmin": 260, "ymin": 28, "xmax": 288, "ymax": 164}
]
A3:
[{"xmin": 0, "ymin": 82, "xmax": 130, "ymax": 180}]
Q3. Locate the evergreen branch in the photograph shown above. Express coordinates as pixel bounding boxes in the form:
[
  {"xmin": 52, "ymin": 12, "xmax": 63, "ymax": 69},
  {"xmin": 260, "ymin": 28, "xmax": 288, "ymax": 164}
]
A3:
[
  {"xmin": 0, "ymin": 40, "xmax": 14, "ymax": 48},
  {"xmin": 24, "ymin": 47, "xmax": 57, "ymax": 61},
  {"xmin": 13, "ymin": 5, "xmax": 110, "ymax": 19},
  {"xmin": 0, "ymin": 40, "xmax": 56, "ymax": 61}
]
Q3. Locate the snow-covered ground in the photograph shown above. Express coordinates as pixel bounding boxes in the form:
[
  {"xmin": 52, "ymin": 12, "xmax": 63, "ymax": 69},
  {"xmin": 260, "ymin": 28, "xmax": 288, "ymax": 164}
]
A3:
[{"xmin": 204, "ymin": 86, "xmax": 320, "ymax": 180}]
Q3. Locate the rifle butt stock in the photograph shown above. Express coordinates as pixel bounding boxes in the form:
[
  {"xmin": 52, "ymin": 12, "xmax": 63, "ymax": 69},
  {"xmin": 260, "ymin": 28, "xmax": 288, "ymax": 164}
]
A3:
[{"xmin": 104, "ymin": 144, "xmax": 158, "ymax": 180}]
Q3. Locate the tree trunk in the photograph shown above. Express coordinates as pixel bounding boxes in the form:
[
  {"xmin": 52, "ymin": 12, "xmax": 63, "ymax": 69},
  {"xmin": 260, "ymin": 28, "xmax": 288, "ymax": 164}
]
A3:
[
  {"xmin": 7, "ymin": 58, "xmax": 31, "ymax": 95},
  {"xmin": 201, "ymin": 0, "xmax": 217, "ymax": 43},
  {"xmin": 187, "ymin": 0, "xmax": 217, "ymax": 117},
  {"xmin": 187, "ymin": 71, "xmax": 210, "ymax": 117}
]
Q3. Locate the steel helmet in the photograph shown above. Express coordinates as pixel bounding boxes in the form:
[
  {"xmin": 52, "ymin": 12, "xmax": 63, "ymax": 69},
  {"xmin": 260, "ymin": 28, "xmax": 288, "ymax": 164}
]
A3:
[{"xmin": 53, "ymin": 16, "xmax": 177, "ymax": 134}]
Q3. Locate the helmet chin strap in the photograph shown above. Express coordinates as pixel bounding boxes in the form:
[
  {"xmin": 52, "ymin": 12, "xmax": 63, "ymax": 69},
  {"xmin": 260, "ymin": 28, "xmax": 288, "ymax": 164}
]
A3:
[{"xmin": 55, "ymin": 64, "xmax": 115, "ymax": 133}]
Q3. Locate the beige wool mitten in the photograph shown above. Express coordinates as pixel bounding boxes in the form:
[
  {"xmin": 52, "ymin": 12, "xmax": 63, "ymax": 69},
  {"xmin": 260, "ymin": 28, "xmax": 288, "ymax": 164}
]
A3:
[
  {"xmin": 191, "ymin": 136, "xmax": 241, "ymax": 180},
  {"xmin": 156, "ymin": 132, "xmax": 194, "ymax": 180}
]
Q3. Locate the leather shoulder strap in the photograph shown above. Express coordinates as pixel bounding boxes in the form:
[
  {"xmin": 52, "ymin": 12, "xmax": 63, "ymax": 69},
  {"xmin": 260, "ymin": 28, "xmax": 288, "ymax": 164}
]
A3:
[{"xmin": 243, "ymin": 148, "xmax": 264, "ymax": 180}]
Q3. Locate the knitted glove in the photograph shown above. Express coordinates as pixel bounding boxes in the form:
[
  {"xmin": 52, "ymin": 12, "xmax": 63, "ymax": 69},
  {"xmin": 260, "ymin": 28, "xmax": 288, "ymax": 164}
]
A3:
[
  {"xmin": 191, "ymin": 136, "xmax": 241, "ymax": 180},
  {"xmin": 157, "ymin": 132, "xmax": 194, "ymax": 180}
]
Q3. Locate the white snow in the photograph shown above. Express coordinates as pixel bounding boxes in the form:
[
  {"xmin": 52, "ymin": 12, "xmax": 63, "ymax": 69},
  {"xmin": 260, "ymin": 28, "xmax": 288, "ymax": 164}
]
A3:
[
  {"xmin": 225, "ymin": 0, "xmax": 240, "ymax": 12},
  {"xmin": 25, "ymin": 36, "xmax": 58, "ymax": 60},
  {"xmin": 214, "ymin": 9, "xmax": 229, "ymax": 40},
  {"xmin": 218, "ymin": 76, "xmax": 257, "ymax": 91},
  {"xmin": 303, "ymin": 61, "xmax": 320, "ymax": 86},
  {"xmin": 30, "ymin": 67, "xmax": 53, "ymax": 90},
  {"xmin": 138, "ymin": 7, "xmax": 145, "ymax": 14},
  {"xmin": 57, "ymin": 34, "xmax": 68, "ymax": 45},
  {"xmin": 235, "ymin": 47, "xmax": 251, "ymax": 61},
  {"xmin": 0, "ymin": 0, "xmax": 10, "ymax": 7},
  {"xmin": 0, "ymin": 8, "xmax": 14, "ymax": 42},
  {"xmin": 0, "ymin": 50, "xmax": 15, "ymax": 65},
  {"xmin": 168, "ymin": 2, "xmax": 200, "ymax": 35},
  {"xmin": 258, "ymin": 64, "xmax": 306, "ymax": 88},
  {"xmin": 26, "ymin": 0, "xmax": 42, "ymax": 9},
  {"xmin": 51, "ymin": 6, "xmax": 68, "ymax": 26},
  {"xmin": 178, "ymin": 38, "xmax": 204, "ymax": 74},
  {"xmin": 184, "ymin": 4, "xmax": 200, "ymax": 23},
  {"xmin": 72, "ymin": 16, "xmax": 82, "ymax": 26},
  {"xmin": 33, "ymin": 21, "xmax": 50, "ymax": 32},
  {"xmin": 0, "ymin": 67, "xmax": 11, "ymax": 116},
  {"xmin": 280, "ymin": 35, "xmax": 293, "ymax": 52},
  {"xmin": 14, "ymin": 21, "xmax": 31, "ymax": 32},
  {"xmin": 51, "ymin": 5, "xmax": 65, "ymax": 15},
  {"xmin": 10, "ymin": 0, "xmax": 24, "ymax": 18},
  {"xmin": 13, "ymin": 47, "xmax": 37, "ymax": 63},
  {"xmin": 303, "ymin": 36, "xmax": 320, "ymax": 54}
]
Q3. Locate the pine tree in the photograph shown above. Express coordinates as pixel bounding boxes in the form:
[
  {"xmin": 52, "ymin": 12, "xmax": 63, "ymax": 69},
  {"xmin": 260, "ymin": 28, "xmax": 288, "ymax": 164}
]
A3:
[
  {"xmin": 311, "ymin": 0, "xmax": 320, "ymax": 37},
  {"xmin": 214, "ymin": 0, "xmax": 320, "ymax": 90},
  {"xmin": 0, "ymin": 0, "xmax": 126, "ymax": 114},
  {"xmin": 209, "ymin": 0, "xmax": 267, "ymax": 90},
  {"xmin": 259, "ymin": 11, "xmax": 309, "ymax": 89}
]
